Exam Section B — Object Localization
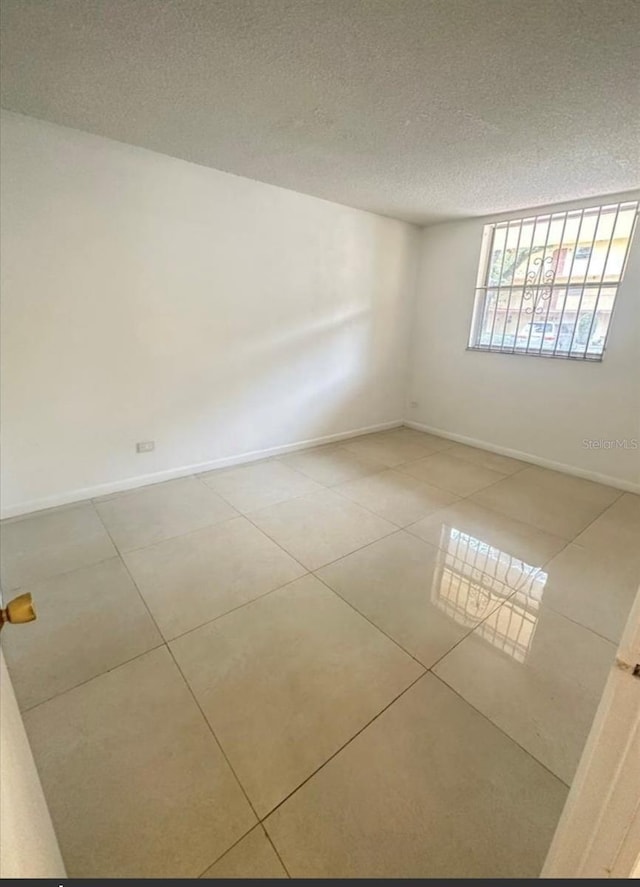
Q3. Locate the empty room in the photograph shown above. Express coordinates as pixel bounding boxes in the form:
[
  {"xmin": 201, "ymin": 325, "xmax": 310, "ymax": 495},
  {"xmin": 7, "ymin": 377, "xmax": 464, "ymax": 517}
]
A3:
[{"xmin": 1, "ymin": 0, "xmax": 639, "ymax": 880}]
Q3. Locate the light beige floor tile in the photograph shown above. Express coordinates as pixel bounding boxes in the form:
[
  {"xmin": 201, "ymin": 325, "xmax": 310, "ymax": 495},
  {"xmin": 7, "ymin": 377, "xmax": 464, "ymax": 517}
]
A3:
[
  {"xmin": 472, "ymin": 467, "xmax": 620, "ymax": 538},
  {"xmin": 248, "ymin": 489, "xmax": 396, "ymax": 570},
  {"xmin": 317, "ymin": 532, "xmax": 518, "ymax": 666},
  {"xmin": 0, "ymin": 503, "xmax": 116, "ymax": 590},
  {"xmin": 123, "ymin": 517, "xmax": 306, "ymax": 639},
  {"xmin": 199, "ymin": 459, "xmax": 323, "ymax": 513},
  {"xmin": 265, "ymin": 674, "xmax": 567, "ymax": 878},
  {"xmin": 341, "ymin": 434, "xmax": 446, "ymax": 467},
  {"xmin": 277, "ymin": 446, "xmax": 385, "ymax": 485},
  {"xmin": 334, "ymin": 469, "xmax": 459, "ymax": 526},
  {"xmin": 445, "ymin": 443, "xmax": 529, "ymax": 475},
  {"xmin": 407, "ymin": 499, "xmax": 567, "ymax": 570},
  {"xmin": 435, "ymin": 598, "xmax": 615, "ymax": 784},
  {"xmin": 202, "ymin": 828, "xmax": 287, "ymax": 879},
  {"xmin": 573, "ymin": 492, "xmax": 640, "ymax": 563},
  {"xmin": 399, "ymin": 451, "xmax": 507, "ymax": 496},
  {"xmin": 95, "ymin": 476, "xmax": 238, "ymax": 552},
  {"xmin": 542, "ymin": 543, "xmax": 640, "ymax": 643},
  {"xmin": 23, "ymin": 648, "xmax": 256, "ymax": 878},
  {"xmin": 384, "ymin": 427, "xmax": 454, "ymax": 450},
  {"xmin": 171, "ymin": 574, "xmax": 422, "ymax": 816},
  {"xmin": 2, "ymin": 558, "xmax": 162, "ymax": 710},
  {"xmin": 516, "ymin": 466, "xmax": 622, "ymax": 505}
]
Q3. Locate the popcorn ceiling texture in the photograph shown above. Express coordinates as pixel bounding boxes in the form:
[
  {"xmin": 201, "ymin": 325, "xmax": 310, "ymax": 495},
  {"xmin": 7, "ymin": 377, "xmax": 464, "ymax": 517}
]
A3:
[{"xmin": 1, "ymin": 0, "xmax": 638, "ymax": 224}]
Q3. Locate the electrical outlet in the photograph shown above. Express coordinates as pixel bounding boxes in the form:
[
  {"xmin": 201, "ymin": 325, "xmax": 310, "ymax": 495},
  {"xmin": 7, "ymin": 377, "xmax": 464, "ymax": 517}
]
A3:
[{"xmin": 136, "ymin": 441, "xmax": 155, "ymax": 453}]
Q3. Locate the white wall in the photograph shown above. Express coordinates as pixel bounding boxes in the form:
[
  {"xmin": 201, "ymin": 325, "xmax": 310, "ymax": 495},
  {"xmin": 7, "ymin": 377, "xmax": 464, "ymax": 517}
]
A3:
[
  {"xmin": 0, "ymin": 112, "xmax": 418, "ymax": 516},
  {"xmin": 407, "ymin": 196, "xmax": 640, "ymax": 490}
]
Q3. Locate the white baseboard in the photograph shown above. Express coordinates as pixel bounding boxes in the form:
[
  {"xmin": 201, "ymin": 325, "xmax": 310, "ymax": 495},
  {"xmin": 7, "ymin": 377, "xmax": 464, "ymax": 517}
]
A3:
[
  {"xmin": 404, "ymin": 421, "xmax": 640, "ymax": 494},
  {"xmin": 1, "ymin": 420, "xmax": 403, "ymax": 520}
]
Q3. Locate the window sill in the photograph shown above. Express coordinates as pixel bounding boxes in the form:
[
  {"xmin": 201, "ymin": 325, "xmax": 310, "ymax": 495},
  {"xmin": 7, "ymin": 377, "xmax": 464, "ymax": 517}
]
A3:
[{"xmin": 466, "ymin": 346, "xmax": 604, "ymax": 362}]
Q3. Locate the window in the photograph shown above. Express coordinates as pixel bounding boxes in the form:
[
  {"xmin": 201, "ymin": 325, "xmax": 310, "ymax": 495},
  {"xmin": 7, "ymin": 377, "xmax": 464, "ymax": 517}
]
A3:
[{"xmin": 468, "ymin": 200, "xmax": 638, "ymax": 360}]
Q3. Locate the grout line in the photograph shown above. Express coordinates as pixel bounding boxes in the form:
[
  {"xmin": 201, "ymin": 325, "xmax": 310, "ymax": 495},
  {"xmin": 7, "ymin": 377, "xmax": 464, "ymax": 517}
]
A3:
[
  {"xmin": 260, "ymin": 822, "xmax": 292, "ymax": 878},
  {"xmin": 429, "ymin": 672, "xmax": 571, "ymax": 789},
  {"xmin": 312, "ymin": 571, "xmax": 428, "ymax": 671},
  {"xmin": 19, "ymin": 641, "xmax": 167, "ymax": 714},
  {"xmin": 257, "ymin": 669, "xmax": 428, "ymax": 822},
  {"xmin": 166, "ymin": 571, "xmax": 311, "ymax": 644},
  {"xmin": 234, "ymin": 501, "xmax": 399, "ymax": 576},
  {"xmin": 326, "ymin": 472, "xmax": 441, "ymax": 531},
  {"xmin": 2, "ymin": 551, "xmax": 123, "ymax": 594},
  {"xmin": 97, "ymin": 500, "xmax": 243, "ymax": 557},
  {"xmin": 426, "ymin": 586, "xmax": 522, "ymax": 672},
  {"xmin": 93, "ymin": 503, "xmax": 264, "ymax": 822},
  {"xmin": 166, "ymin": 642, "xmax": 265, "ymax": 846},
  {"xmin": 194, "ymin": 824, "xmax": 262, "ymax": 878},
  {"xmin": 193, "ymin": 822, "xmax": 292, "ymax": 879},
  {"xmin": 25, "ymin": 501, "xmax": 274, "ymax": 879},
  {"xmin": 92, "ymin": 502, "xmax": 166, "ymax": 641},
  {"xmin": 533, "ymin": 606, "xmax": 620, "ymax": 647},
  {"xmin": 98, "ymin": 470, "xmax": 429, "ymax": 873},
  {"xmin": 464, "ymin": 478, "xmax": 625, "ymax": 536}
]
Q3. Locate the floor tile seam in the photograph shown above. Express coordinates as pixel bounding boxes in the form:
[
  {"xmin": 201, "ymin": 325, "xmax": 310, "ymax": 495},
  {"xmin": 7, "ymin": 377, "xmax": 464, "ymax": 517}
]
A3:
[
  {"xmin": 260, "ymin": 823, "xmax": 293, "ymax": 879},
  {"xmin": 394, "ymin": 461, "xmax": 512, "ymax": 499},
  {"xmin": 426, "ymin": 585, "xmax": 523, "ymax": 672},
  {"xmin": 257, "ymin": 670, "xmax": 428, "ymax": 823},
  {"xmin": 311, "ymin": 571, "xmax": 430, "ymax": 671},
  {"xmin": 193, "ymin": 822, "xmax": 293, "ymax": 879},
  {"xmin": 194, "ymin": 823, "xmax": 263, "ymax": 878},
  {"xmin": 197, "ymin": 458, "xmax": 319, "ymax": 486},
  {"xmin": 166, "ymin": 572, "xmax": 314, "ymax": 644},
  {"xmin": 95, "ymin": 504, "xmax": 244, "ymax": 557},
  {"xmin": 316, "ymin": 475, "xmax": 423, "ymax": 530},
  {"xmin": 17, "ymin": 640, "xmax": 167, "ymax": 715},
  {"xmin": 429, "ymin": 671, "xmax": 572, "ymax": 789},
  {"xmin": 165, "ymin": 642, "xmax": 264, "ymax": 829},
  {"xmin": 399, "ymin": 514, "xmax": 563, "ymax": 595},
  {"xmin": 1, "ymin": 551, "xmax": 122, "ymax": 594},
  {"xmin": 454, "ymin": 490, "xmax": 589, "ymax": 545},
  {"xmin": 237, "ymin": 501, "xmax": 401, "ymax": 574},
  {"xmin": 196, "ymin": 464, "xmax": 403, "ymax": 530}
]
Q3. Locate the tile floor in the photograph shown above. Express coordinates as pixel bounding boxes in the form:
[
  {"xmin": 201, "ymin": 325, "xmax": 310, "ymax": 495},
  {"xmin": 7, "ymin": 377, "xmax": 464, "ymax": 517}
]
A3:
[{"xmin": 1, "ymin": 426, "xmax": 638, "ymax": 878}]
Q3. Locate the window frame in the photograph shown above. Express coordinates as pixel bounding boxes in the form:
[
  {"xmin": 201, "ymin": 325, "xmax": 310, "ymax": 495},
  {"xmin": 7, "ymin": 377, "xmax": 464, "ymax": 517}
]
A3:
[{"xmin": 467, "ymin": 200, "xmax": 639, "ymax": 362}]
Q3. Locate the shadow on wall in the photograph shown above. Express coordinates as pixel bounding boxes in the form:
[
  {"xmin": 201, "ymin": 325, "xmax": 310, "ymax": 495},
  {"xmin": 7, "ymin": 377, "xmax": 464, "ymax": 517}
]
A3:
[
  {"xmin": 116, "ymin": 213, "xmax": 415, "ymax": 472},
  {"xmin": 138, "ymin": 303, "xmax": 380, "ymax": 468}
]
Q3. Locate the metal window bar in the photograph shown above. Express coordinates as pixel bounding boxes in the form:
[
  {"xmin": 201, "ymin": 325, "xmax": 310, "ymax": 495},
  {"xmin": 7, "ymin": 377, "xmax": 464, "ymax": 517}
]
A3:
[
  {"xmin": 498, "ymin": 215, "xmax": 526, "ymax": 349},
  {"xmin": 511, "ymin": 216, "xmax": 539, "ymax": 348},
  {"xmin": 487, "ymin": 222, "xmax": 513, "ymax": 347},
  {"xmin": 477, "ymin": 224, "xmax": 507, "ymax": 346},
  {"xmin": 566, "ymin": 204, "xmax": 605, "ymax": 356},
  {"xmin": 534, "ymin": 210, "xmax": 570, "ymax": 355},
  {"xmin": 469, "ymin": 200, "xmax": 639, "ymax": 361},
  {"xmin": 551, "ymin": 207, "xmax": 587, "ymax": 356},
  {"xmin": 580, "ymin": 203, "xmax": 623, "ymax": 359},
  {"xmin": 523, "ymin": 214, "xmax": 556, "ymax": 352},
  {"xmin": 601, "ymin": 208, "xmax": 640, "ymax": 355}
]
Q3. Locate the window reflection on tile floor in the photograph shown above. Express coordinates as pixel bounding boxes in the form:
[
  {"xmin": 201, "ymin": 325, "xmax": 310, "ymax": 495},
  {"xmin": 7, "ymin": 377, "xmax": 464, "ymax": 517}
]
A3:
[
  {"xmin": 1, "ymin": 427, "xmax": 637, "ymax": 878},
  {"xmin": 431, "ymin": 523, "xmax": 548, "ymax": 661}
]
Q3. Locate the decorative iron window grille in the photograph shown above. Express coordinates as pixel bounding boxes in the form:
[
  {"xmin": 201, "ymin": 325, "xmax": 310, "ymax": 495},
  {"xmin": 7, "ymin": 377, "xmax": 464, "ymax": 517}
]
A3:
[{"xmin": 468, "ymin": 200, "xmax": 639, "ymax": 360}]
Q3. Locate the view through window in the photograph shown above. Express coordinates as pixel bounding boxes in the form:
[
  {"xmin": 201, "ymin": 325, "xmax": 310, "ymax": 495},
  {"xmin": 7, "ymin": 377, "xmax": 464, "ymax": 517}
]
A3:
[{"xmin": 468, "ymin": 200, "xmax": 638, "ymax": 360}]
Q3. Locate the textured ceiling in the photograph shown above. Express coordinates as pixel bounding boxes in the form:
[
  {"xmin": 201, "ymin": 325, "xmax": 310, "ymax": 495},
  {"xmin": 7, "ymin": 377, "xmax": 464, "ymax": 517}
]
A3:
[{"xmin": 1, "ymin": 0, "xmax": 639, "ymax": 224}]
